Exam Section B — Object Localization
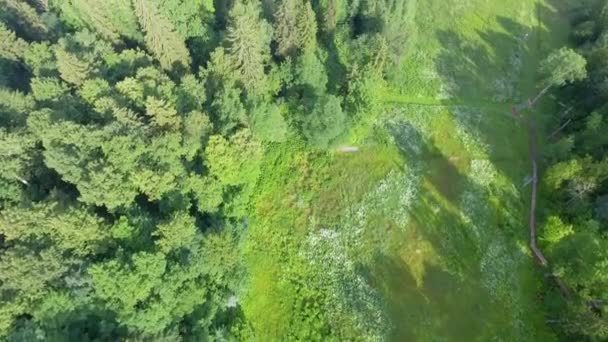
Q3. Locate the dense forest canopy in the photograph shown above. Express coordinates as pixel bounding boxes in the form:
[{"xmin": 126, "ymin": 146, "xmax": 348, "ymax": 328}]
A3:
[{"xmin": 0, "ymin": 0, "xmax": 607, "ymax": 340}]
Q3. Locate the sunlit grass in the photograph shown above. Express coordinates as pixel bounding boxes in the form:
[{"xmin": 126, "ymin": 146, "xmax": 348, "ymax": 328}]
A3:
[{"xmin": 242, "ymin": 0, "xmax": 572, "ymax": 340}]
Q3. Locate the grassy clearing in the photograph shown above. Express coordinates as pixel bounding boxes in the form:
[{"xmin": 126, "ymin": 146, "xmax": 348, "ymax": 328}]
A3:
[{"xmin": 241, "ymin": 0, "xmax": 572, "ymax": 340}]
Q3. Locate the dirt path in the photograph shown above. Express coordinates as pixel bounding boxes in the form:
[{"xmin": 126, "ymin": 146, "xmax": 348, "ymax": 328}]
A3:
[{"xmin": 525, "ymin": 117, "xmax": 548, "ymax": 266}]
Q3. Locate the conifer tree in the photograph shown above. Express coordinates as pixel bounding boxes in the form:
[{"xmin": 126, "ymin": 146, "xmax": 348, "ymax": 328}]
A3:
[
  {"xmin": 65, "ymin": 0, "xmax": 141, "ymax": 43},
  {"xmin": 0, "ymin": 24, "xmax": 28, "ymax": 64},
  {"xmin": 0, "ymin": 0, "xmax": 49, "ymax": 40},
  {"xmin": 227, "ymin": 0, "xmax": 272, "ymax": 94},
  {"xmin": 275, "ymin": 0, "xmax": 317, "ymax": 57},
  {"xmin": 133, "ymin": 0, "xmax": 191, "ymax": 72}
]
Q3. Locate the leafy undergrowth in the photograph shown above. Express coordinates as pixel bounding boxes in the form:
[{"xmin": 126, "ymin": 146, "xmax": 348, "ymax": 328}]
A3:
[{"xmin": 241, "ymin": 0, "xmax": 571, "ymax": 340}]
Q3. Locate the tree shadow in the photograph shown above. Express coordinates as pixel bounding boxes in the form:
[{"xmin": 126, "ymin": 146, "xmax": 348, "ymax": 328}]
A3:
[
  {"xmin": 370, "ymin": 120, "xmax": 535, "ymax": 339},
  {"xmin": 369, "ymin": 238, "xmax": 515, "ymax": 340},
  {"xmin": 433, "ymin": 2, "xmax": 564, "ymax": 186}
]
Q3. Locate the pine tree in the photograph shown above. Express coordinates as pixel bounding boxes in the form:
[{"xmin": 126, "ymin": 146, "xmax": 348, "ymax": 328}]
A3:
[
  {"xmin": 66, "ymin": 0, "xmax": 142, "ymax": 43},
  {"xmin": 144, "ymin": 97, "xmax": 180, "ymax": 128},
  {"xmin": 23, "ymin": 42, "xmax": 57, "ymax": 77},
  {"xmin": 227, "ymin": 0, "xmax": 272, "ymax": 94},
  {"xmin": 275, "ymin": 0, "xmax": 298, "ymax": 56},
  {"xmin": 55, "ymin": 46, "xmax": 92, "ymax": 86},
  {"xmin": 54, "ymin": 31, "xmax": 112, "ymax": 86},
  {"xmin": 275, "ymin": 0, "xmax": 317, "ymax": 57},
  {"xmin": 0, "ymin": 0, "xmax": 48, "ymax": 40},
  {"xmin": 0, "ymin": 129, "xmax": 35, "ymax": 201},
  {"xmin": 133, "ymin": 0, "xmax": 191, "ymax": 72},
  {"xmin": 0, "ymin": 87, "xmax": 33, "ymax": 127},
  {"xmin": 314, "ymin": 0, "xmax": 348, "ymax": 33},
  {"xmin": 0, "ymin": 23, "xmax": 28, "ymax": 63}
]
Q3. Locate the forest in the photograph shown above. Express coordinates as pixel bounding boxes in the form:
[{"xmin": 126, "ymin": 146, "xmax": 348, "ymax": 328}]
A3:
[{"xmin": 0, "ymin": 0, "xmax": 606, "ymax": 340}]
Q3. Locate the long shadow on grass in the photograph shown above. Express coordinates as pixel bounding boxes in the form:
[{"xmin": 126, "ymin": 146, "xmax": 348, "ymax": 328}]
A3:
[
  {"xmin": 371, "ymin": 121, "xmax": 533, "ymax": 340},
  {"xmin": 433, "ymin": 2, "xmax": 562, "ymax": 186}
]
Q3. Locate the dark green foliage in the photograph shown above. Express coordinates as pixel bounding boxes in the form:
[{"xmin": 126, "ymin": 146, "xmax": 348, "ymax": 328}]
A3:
[
  {"xmin": 226, "ymin": 0, "xmax": 272, "ymax": 95},
  {"xmin": 275, "ymin": 0, "xmax": 317, "ymax": 57},
  {"xmin": 540, "ymin": 7, "xmax": 608, "ymax": 340},
  {"xmin": 0, "ymin": 0, "xmax": 49, "ymax": 40}
]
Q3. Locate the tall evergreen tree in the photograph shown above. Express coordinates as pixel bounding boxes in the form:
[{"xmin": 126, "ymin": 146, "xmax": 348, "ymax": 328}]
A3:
[
  {"xmin": 0, "ymin": 23, "xmax": 28, "ymax": 63},
  {"xmin": 62, "ymin": 0, "xmax": 142, "ymax": 43},
  {"xmin": 275, "ymin": 0, "xmax": 317, "ymax": 57},
  {"xmin": 133, "ymin": 0, "xmax": 191, "ymax": 72},
  {"xmin": 0, "ymin": 0, "xmax": 49, "ymax": 40},
  {"xmin": 226, "ymin": 0, "xmax": 272, "ymax": 95}
]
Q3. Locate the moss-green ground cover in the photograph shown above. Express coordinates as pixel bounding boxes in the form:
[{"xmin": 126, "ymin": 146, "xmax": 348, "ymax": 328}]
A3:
[{"xmin": 241, "ymin": 0, "xmax": 574, "ymax": 340}]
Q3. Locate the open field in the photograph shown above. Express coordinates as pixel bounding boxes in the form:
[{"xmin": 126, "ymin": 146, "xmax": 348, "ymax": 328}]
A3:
[{"xmin": 242, "ymin": 0, "xmax": 573, "ymax": 340}]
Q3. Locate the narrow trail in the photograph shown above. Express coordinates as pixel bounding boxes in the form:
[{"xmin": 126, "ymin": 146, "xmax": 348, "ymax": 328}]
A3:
[
  {"xmin": 525, "ymin": 114, "xmax": 571, "ymax": 297},
  {"xmin": 525, "ymin": 117, "xmax": 547, "ymax": 266}
]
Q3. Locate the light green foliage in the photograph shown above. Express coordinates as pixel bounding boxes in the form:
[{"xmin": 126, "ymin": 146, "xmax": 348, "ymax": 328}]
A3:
[
  {"xmin": 0, "ymin": 0, "xmax": 601, "ymax": 340},
  {"xmin": 153, "ymin": 211, "xmax": 198, "ymax": 253},
  {"xmin": 0, "ymin": 88, "xmax": 33, "ymax": 126},
  {"xmin": 0, "ymin": 23, "xmax": 28, "ymax": 63},
  {"xmin": 538, "ymin": 4, "xmax": 608, "ymax": 340},
  {"xmin": 129, "ymin": 133, "xmax": 187, "ymax": 201},
  {"xmin": 24, "ymin": 42, "xmax": 57, "ymax": 77},
  {"xmin": 133, "ymin": 0, "xmax": 191, "ymax": 72},
  {"xmin": 200, "ymin": 225, "xmax": 242, "ymax": 281},
  {"xmin": 30, "ymin": 77, "xmax": 68, "ymax": 101},
  {"xmin": 250, "ymin": 102, "xmax": 288, "ymax": 142},
  {"xmin": 187, "ymin": 175, "xmax": 224, "ymax": 213},
  {"xmin": 78, "ymin": 78, "xmax": 111, "ymax": 105},
  {"xmin": 205, "ymin": 129, "xmax": 262, "ymax": 186},
  {"xmin": 544, "ymin": 158, "xmax": 584, "ymax": 190},
  {"xmin": 55, "ymin": 31, "xmax": 112, "ymax": 86},
  {"xmin": 0, "ymin": 200, "xmax": 109, "ymax": 336},
  {"xmin": 540, "ymin": 216, "xmax": 574, "ymax": 245},
  {"xmin": 28, "ymin": 109, "xmax": 139, "ymax": 209},
  {"xmin": 103, "ymin": 48, "xmax": 153, "ymax": 82},
  {"xmin": 201, "ymin": 48, "xmax": 248, "ymax": 133},
  {"xmin": 145, "ymin": 97, "xmax": 180, "ymax": 128},
  {"xmin": 540, "ymin": 47, "xmax": 588, "ymax": 86},
  {"xmin": 294, "ymin": 49, "xmax": 328, "ymax": 95},
  {"xmin": 157, "ymin": 0, "xmax": 213, "ymax": 40},
  {"xmin": 116, "ymin": 76, "xmax": 146, "ymax": 106},
  {"xmin": 177, "ymin": 74, "xmax": 206, "ymax": 113},
  {"xmin": 90, "ymin": 249, "xmax": 215, "ymax": 336},
  {"xmin": 314, "ymin": 0, "xmax": 349, "ymax": 33},
  {"xmin": 182, "ymin": 110, "xmax": 212, "ymax": 160},
  {"xmin": 0, "ymin": 247, "xmax": 67, "ymax": 335},
  {"xmin": 358, "ymin": 0, "xmax": 409, "ymax": 68},
  {"xmin": 301, "ymin": 94, "xmax": 346, "ymax": 147},
  {"xmin": 0, "ymin": 202, "xmax": 108, "ymax": 256}
]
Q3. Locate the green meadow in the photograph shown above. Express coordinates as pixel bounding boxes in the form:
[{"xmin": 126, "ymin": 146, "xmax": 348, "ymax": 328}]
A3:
[{"xmin": 242, "ymin": 0, "xmax": 574, "ymax": 340}]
